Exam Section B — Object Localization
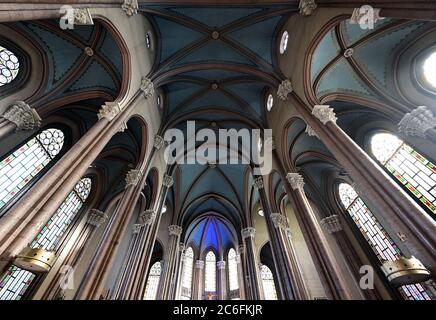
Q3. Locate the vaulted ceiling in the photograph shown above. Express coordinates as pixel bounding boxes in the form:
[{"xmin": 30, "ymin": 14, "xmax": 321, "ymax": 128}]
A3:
[{"xmin": 142, "ymin": 4, "xmax": 298, "ymax": 231}]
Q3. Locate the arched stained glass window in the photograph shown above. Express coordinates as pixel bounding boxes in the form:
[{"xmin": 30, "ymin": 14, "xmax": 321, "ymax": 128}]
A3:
[
  {"xmin": 180, "ymin": 247, "xmax": 194, "ymax": 300},
  {"xmin": 144, "ymin": 261, "xmax": 162, "ymax": 300},
  {"xmin": 338, "ymin": 182, "xmax": 432, "ymax": 300},
  {"xmin": 0, "ymin": 46, "xmax": 19, "ymax": 86},
  {"xmin": 370, "ymin": 132, "xmax": 436, "ymax": 216},
  {"xmin": 0, "ymin": 128, "xmax": 65, "ymax": 213},
  {"xmin": 0, "ymin": 178, "xmax": 91, "ymax": 300},
  {"xmin": 227, "ymin": 248, "xmax": 239, "ymax": 292},
  {"xmin": 204, "ymin": 251, "xmax": 216, "ymax": 293},
  {"xmin": 260, "ymin": 264, "xmax": 277, "ymax": 300}
]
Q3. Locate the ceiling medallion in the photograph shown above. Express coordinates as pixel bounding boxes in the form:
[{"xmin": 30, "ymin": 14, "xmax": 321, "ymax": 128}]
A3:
[
  {"xmin": 211, "ymin": 31, "xmax": 220, "ymax": 40},
  {"xmin": 84, "ymin": 47, "xmax": 94, "ymax": 57}
]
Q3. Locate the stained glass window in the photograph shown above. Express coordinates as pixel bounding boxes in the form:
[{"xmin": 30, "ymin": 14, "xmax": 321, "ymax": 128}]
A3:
[
  {"xmin": 204, "ymin": 251, "xmax": 216, "ymax": 293},
  {"xmin": 279, "ymin": 31, "xmax": 289, "ymax": 54},
  {"xmin": 0, "ymin": 128, "xmax": 64, "ymax": 212},
  {"xmin": 371, "ymin": 132, "xmax": 436, "ymax": 216},
  {"xmin": 423, "ymin": 51, "xmax": 436, "ymax": 88},
  {"xmin": 180, "ymin": 247, "xmax": 194, "ymax": 300},
  {"xmin": 144, "ymin": 261, "xmax": 162, "ymax": 300},
  {"xmin": 338, "ymin": 182, "xmax": 432, "ymax": 300},
  {"xmin": 260, "ymin": 264, "xmax": 277, "ymax": 300},
  {"xmin": 228, "ymin": 248, "xmax": 239, "ymax": 291},
  {"xmin": 0, "ymin": 46, "xmax": 19, "ymax": 86},
  {"xmin": 0, "ymin": 178, "xmax": 91, "ymax": 300}
]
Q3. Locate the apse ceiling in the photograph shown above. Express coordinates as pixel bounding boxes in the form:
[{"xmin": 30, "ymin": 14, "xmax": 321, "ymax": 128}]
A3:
[{"xmin": 141, "ymin": 4, "xmax": 297, "ymax": 231}]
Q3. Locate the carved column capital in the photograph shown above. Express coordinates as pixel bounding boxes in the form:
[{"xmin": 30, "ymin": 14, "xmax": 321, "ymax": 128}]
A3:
[
  {"xmin": 320, "ymin": 215, "xmax": 342, "ymax": 234},
  {"xmin": 153, "ymin": 135, "xmax": 164, "ymax": 150},
  {"xmin": 2, "ymin": 101, "xmax": 41, "ymax": 131},
  {"xmin": 73, "ymin": 8, "xmax": 94, "ymax": 25},
  {"xmin": 139, "ymin": 209, "xmax": 156, "ymax": 226},
  {"xmin": 286, "ymin": 172, "xmax": 305, "ymax": 191},
  {"xmin": 305, "ymin": 125, "xmax": 319, "ymax": 139},
  {"xmin": 398, "ymin": 106, "xmax": 436, "ymax": 139},
  {"xmin": 125, "ymin": 169, "xmax": 142, "ymax": 187},
  {"xmin": 132, "ymin": 223, "xmax": 142, "ymax": 234},
  {"xmin": 217, "ymin": 260, "xmax": 226, "ymax": 270},
  {"xmin": 277, "ymin": 79, "xmax": 293, "ymax": 101},
  {"xmin": 350, "ymin": 7, "xmax": 384, "ymax": 25},
  {"xmin": 87, "ymin": 209, "xmax": 108, "ymax": 228},
  {"xmin": 241, "ymin": 227, "xmax": 256, "ymax": 239},
  {"xmin": 195, "ymin": 260, "xmax": 205, "ymax": 269},
  {"xmin": 168, "ymin": 225, "xmax": 182, "ymax": 237},
  {"xmin": 253, "ymin": 176, "xmax": 264, "ymax": 190},
  {"xmin": 312, "ymin": 105, "xmax": 337, "ymax": 125},
  {"xmin": 163, "ymin": 173, "xmax": 174, "ymax": 188},
  {"xmin": 98, "ymin": 102, "xmax": 121, "ymax": 121},
  {"xmin": 140, "ymin": 77, "xmax": 154, "ymax": 98},
  {"xmin": 121, "ymin": 0, "xmax": 138, "ymax": 16},
  {"xmin": 299, "ymin": 0, "xmax": 317, "ymax": 16},
  {"xmin": 270, "ymin": 213, "xmax": 288, "ymax": 230}
]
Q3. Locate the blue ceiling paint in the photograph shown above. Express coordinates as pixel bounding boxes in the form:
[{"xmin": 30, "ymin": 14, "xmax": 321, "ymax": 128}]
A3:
[
  {"xmin": 353, "ymin": 22, "xmax": 426, "ymax": 87},
  {"xmin": 180, "ymin": 69, "xmax": 247, "ymax": 81},
  {"xmin": 169, "ymin": 7, "xmax": 263, "ymax": 28},
  {"xmin": 68, "ymin": 60, "xmax": 117, "ymax": 92},
  {"xmin": 287, "ymin": 118, "xmax": 306, "ymax": 144},
  {"xmin": 70, "ymin": 24, "xmax": 94, "ymax": 42},
  {"xmin": 316, "ymin": 58, "xmax": 373, "ymax": 98},
  {"xmin": 185, "ymin": 169, "xmax": 241, "ymax": 210},
  {"xmin": 179, "ymin": 163, "xmax": 207, "ymax": 197},
  {"xmin": 166, "ymin": 82, "xmax": 205, "ymax": 114},
  {"xmin": 184, "ymin": 90, "xmax": 242, "ymax": 111},
  {"xmin": 174, "ymin": 40, "xmax": 256, "ymax": 66},
  {"xmin": 291, "ymin": 134, "xmax": 332, "ymax": 163},
  {"xmin": 227, "ymin": 15, "xmax": 283, "ymax": 64},
  {"xmin": 218, "ymin": 164, "xmax": 246, "ymax": 196},
  {"xmin": 23, "ymin": 22, "xmax": 82, "ymax": 86},
  {"xmin": 311, "ymin": 28, "xmax": 340, "ymax": 82},
  {"xmin": 186, "ymin": 216, "xmax": 236, "ymax": 252},
  {"xmin": 98, "ymin": 29, "xmax": 123, "ymax": 78},
  {"xmin": 224, "ymin": 82, "xmax": 265, "ymax": 116},
  {"xmin": 153, "ymin": 16, "xmax": 206, "ymax": 62}
]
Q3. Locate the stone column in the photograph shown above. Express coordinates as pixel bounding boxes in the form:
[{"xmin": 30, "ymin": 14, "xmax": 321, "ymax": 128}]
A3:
[
  {"xmin": 290, "ymin": 94, "xmax": 436, "ymax": 271},
  {"xmin": 253, "ymin": 176, "xmax": 295, "ymax": 300},
  {"xmin": 241, "ymin": 227, "xmax": 263, "ymax": 300},
  {"xmin": 114, "ymin": 136, "xmax": 167, "ymax": 299},
  {"xmin": 192, "ymin": 260, "xmax": 204, "ymax": 300},
  {"xmin": 320, "ymin": 215, "xmax": 381, "ymax": 300},
  {"xmin": 159, "ymin": 225, "xmax": 183, "ymax": 300},
  {"xmin": 236, "ymin": 245, "xmax": 246, "ymax": 300},
  {"xmin": 284, "ymin": 172, "xmax": 356, "ymax": 299},
  {"xmin": 270, "ymin": 214, "xmax": 310, "ymax": 300},
  {"xmin": 40, "ymin": 208, "xmax": 108, "ymax": 299},
  {"xmin": 130, "ymin": 173, "xmax": 173, "ymax": 299},
  {"xmin": 174, "ymin": 243, "xmax": 185, "ymax": 300},
  {"xmin": 112, "ymin": 208, "xmax": 157, "ymax": 299},
  {"xmin": 217, "ymin": 260, "xmax": 227, "ymax": 300},
  {"xmin": 0, "ymin": 101, "xmax": 41, "ymax": 139},
  {"xmin": 74, "ymin": 168, "xmax": 147, "ymax": 299}
]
